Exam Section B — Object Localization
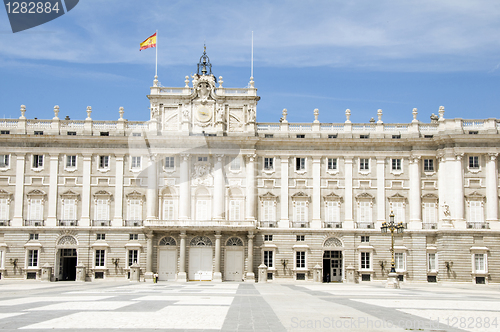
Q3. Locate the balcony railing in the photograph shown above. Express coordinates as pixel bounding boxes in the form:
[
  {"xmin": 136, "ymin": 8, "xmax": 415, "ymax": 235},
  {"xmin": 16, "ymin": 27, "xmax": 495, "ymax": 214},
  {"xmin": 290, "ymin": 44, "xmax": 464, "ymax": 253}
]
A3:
[
  {"xmin": 422, "ymin": 223, "xmax": 438, "ymax": 230},
  {"xmin": 24, "ymin": 220, "xmax": 44, "ymax": 226},
  {"xmin": 58, "ymin": 220, "xmax": 78, "ymax": 226},
  {"xmin": 0, "ymin": 220, "xmax": 10, "ymax": 226},
  {"xmin": 323, "ymin": 221, "xmax": 342, "ymax": 229},
  {"xmin": 144, "ymin": 220, "xmax": 256, "ymax": 227},
  {"xmin": 466, "ymin": 222, "xmax": 489, "ymax": 229},
  {"xmin": 260, "ymin": 221, "xmax": 277, "ymax": 228},
  {"xmin": 124, "ymin": 220, "xmax": 143, "ymax": 227},
  {"xmin": 92, "ymin": 220, "xmax": 111, "ymax": 227},
  {"xmin": 291, "ymin": 221, "xmax": 310, "ymax": 228},
  {"xmin": 355, "ymin": 222, "xmax": 374, "ymax": 229}
]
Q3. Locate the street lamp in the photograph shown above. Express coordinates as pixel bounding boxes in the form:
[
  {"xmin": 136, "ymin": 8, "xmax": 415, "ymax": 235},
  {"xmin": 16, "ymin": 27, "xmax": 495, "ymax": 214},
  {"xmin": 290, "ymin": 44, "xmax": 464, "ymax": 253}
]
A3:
[{"xmin": 381, "ymin": 211, "xmax": 404, "ymax": 273}]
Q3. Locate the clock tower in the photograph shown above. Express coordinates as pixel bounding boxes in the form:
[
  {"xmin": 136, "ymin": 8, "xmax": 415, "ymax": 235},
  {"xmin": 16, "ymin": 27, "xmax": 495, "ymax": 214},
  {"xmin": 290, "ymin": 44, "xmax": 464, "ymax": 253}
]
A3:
[{"xmin": 147, "ymin": 47, "xmax": 260, "ymax": 136}]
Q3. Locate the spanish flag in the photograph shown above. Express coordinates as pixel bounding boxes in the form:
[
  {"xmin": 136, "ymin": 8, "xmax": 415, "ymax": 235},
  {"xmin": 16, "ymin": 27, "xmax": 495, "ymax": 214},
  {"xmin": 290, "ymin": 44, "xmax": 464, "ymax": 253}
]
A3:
[{"xmin": 140, "ymin": 33, "xmax": 157, "ymax": 51}]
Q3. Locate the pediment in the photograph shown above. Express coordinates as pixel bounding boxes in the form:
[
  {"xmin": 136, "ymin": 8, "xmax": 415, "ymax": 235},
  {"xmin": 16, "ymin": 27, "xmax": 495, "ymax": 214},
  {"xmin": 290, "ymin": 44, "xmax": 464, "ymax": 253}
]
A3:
[
  {"xmin": 94, "ymin": 190, "xmax": 112, "ymax": 197},
  {"xmin": 323, "ymin": 192, "xmax": 343, "ymax": 202},
  {"xmin": 388, "ymin": 193, "xmax": 406, "ymax": 201},
  {"xmin": 27, "ymin": 189, "xmax": 46, "ymax": 196},
  {"xmin": 291, "ymin": 191, "xmax": 309, "ymax": 198},
  {"xmin": 259, "ymin": 192, "xmax": 277, "ymax": 200},
  {"xmin": 465, "ymin": 191, "xmax": 485, "ymax": 199},
  {"xmin": 60, "ymin": 189, "xmax": 80, "ymax": 199},
  {"xmin": 0, "ymin": 189, "xmax": 11, "ymax": 197},
  {"xmin": 126, "ymin": 190, "xmax": 144, "ymax": 199},
  {"xmin": 355, "ymin": 192, "xmax": 374, "ymax": 200},
  {"xmin": 421, "ymin": 193, "xmax": 439, "ymax": 201}
]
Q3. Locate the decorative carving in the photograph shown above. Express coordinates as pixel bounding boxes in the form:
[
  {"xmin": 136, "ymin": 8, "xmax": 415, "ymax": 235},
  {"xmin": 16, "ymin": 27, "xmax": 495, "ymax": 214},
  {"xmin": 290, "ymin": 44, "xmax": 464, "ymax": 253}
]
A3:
[
  {"xmin": 190, "ymin": 236, "xmax": 213, "ymax": 246},
  {"xmin": 226, "ymin": 237, "xmax": 243, "ymax": 246},
  {"xmin": 159, "ymin": 236, "xmax": 176, "ymax": 246},
  {"xmin": 323, "ymin": 192, "xmax": 343, "ymax": 202},
  {"xmin": 442, "ymin": 203, "xmax": 451, "ymax": 217},
  {"xmin": 182, "ymin": 105, "xmax": 190, "ymax": 121},
  {"xmin": 193, "ymin": 161, "xmax": 212, "ymax": 186},
  {"xmin": 323, "ymin": 237, "xmax": 343, "ymax": 247},
  {"xmin": 259, "ymin": 192, "xmax": 277, "ymax": 201},
  {"xmin": 216, "ymin": 104, "xmax": 225, "ymax": 123},
  {"xmin": 247, "ymin": 107, "xmax": 256, "ymax": 123},
  {"xmin": 57, "ymin": 235, "xmax": 77, "ymax": 246},
  {"xmin": 345, "ymin": 109, "xmax": 351, "ymax": 123}
]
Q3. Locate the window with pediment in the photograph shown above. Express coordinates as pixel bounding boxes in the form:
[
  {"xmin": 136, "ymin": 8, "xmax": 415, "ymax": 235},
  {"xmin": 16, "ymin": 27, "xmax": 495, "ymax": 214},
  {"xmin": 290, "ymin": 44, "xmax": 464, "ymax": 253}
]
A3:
[
  {"xmin": 0, "ymin": 189, "xmax": 12, "ymax": 222},
  {"xmin": 421, "ymin": 193, "xmax": 438, "ymax": 224},
  {"xmin": 292, "ymin": 192, "xmax": 309, "ymax": 223},
  {"xmin": 60, "ymin": 190, "xmax": 80, "ymax": 222},
  {"xmin": 27, "ymin": 190, "xmax": 46, "ymax": 222},
  {"xmin": 324, "ymin": 193, "xmax": 342, "ymax": 223},
  {"xmin": 388, "ymin": 193, "xmax": 406, "ymax": 223},
  {"xmin": 94, "ymin": 190, "xmax": 112, "ymax": 222},
  {"xmin": 126, "ymin": 191, "xmax": 144, "ymax": 221},
  {"xmin": 161, "ymin": 187, "xmax": 177, "ymax": 220},
  {"xmin": 356, "ymin": 193, "xmax": 374, "ymax": 223},
  {"xmin": 260, "ymin": 192, "xmax": 277, "ymax": 223},
  {"xmin": 466, "ymin": 191, "xmax": 485, "ymax": 223}
]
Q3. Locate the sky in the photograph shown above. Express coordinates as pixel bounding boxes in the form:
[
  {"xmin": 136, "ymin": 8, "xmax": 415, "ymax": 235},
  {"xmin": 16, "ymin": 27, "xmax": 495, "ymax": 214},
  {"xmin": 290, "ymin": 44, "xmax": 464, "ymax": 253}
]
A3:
[{"xmin": 0, "ymin": 0, "xmax": 500, "ymax": 124}]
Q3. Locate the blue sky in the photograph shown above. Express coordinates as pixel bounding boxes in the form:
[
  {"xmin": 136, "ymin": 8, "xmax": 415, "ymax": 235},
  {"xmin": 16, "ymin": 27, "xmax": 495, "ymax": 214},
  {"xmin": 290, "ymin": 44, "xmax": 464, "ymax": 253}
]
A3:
[{"xmin": 1, "ymin": 0, "xmax": 499, "ymax": 124}]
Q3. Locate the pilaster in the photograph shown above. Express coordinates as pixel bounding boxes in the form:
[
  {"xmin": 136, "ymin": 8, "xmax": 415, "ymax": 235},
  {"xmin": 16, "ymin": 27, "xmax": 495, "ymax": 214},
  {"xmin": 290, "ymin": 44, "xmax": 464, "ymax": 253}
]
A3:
[
  {"xmin": 114, "ymin": 155, "xmax": 124, "ymax": 225},
  {"xmin": 245, "ymin": 154, "xmax": 256, "ymax": 221},
  {"xmin": 179, "ymin": 154, "xmax": 190, "ymax": 220},
  {"xmin": 213, "ymin": 155, "xmax": 224, "ymax": 220},
  {"xmin": 245, "ymin": 232, "xmax": 255, "ymax": 282},
  {"xmin": 46, "ymin": 154, "xmax": 59, "ymax": 227},
  {"xmin": 344, "ymin": 157, "xmax": 354, "ymax": 229},
  {"xmin": 81, "ymin": 154, "xmax": 92, "ymax": 227},
  {"xmin": 311, "ymin": 157, "xmax": 321, "ymax": 228},
  {"xmin": 486, "ymin": 153, "xmax": 498, "ymax": 223},
  {"xmin": 12, "ymin": 154, "xmax": 26, "ymax": 226},
  {"xmin": 279, "ymin": 156, "xmax": 289, "ymax": 228},
  {"xmin": 146, "ymin": 154, "xmax": 158, "ymax": 220},
  {"xmin": 409, "ymin": 155, "xmax": 422, "ymax": 229},
  {"xmin": 145, "ymin": 232, "xmax": 154, "ymax": 281},
  {"xmin": 177, "ymin": 231, "xmax": 187, "ymax": 282},
  {"xmin": 376, "ymin": 157, "xmax": 385, "ymax": 229},
  {"xmin": 213, "ymin": 232, "xmax": 222, "ymax": 282}
]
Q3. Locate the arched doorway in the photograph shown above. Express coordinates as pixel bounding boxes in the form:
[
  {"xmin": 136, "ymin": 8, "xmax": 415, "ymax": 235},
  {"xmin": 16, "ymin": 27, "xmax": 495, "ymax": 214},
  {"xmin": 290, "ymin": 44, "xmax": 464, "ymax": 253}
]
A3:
[
  {"xmin": 56, "ymin": 235, "xmax": 78, "ymax": 281},
  {"xmin": 188, "ymin": 236, "xmax": 213, "ymax": 281},
  {"xmin": 157, "ymin": 236, "xmax": 177, "ymax": 281},
  {"xmin": 323, "ymin": 237, "xmax": 343, "ymax": 282},
  {"xmin": 224, "ymin": 237, "xmax": 244, "ymax": 281}
]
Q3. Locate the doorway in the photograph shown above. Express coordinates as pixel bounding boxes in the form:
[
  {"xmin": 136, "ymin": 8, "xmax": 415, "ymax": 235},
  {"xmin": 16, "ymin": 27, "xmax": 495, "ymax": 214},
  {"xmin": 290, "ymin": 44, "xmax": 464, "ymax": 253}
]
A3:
[
  {"xmin": 323, "ymin": 250, "xmax": 342, "ymax": 282},
  {"xmin": 158, "ymin": 249, "xmax": 177, "ymax": 281},
  {"xmin": 225, "ymin": 250, "xmax": 243, "ymax": 281},
  {"xmin": 188, "ymin": 247, "xmax": 213, "ymax": 281},
  {"xmin": 59, "ymin": 248, "xmax": 77, "ymax": 281}
]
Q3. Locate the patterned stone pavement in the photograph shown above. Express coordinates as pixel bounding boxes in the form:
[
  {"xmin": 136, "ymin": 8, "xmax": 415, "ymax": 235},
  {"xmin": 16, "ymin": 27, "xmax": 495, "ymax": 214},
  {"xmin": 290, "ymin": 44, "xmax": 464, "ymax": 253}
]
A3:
[{"xmin": 0, "ymin": 280, "xmax": 499, "ymax": 331}]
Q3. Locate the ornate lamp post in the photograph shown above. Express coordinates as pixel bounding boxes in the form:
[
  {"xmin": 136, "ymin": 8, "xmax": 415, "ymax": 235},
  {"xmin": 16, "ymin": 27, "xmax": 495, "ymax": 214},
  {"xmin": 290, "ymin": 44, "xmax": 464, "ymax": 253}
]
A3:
[{"xmin": 381, "ymin": 211, "xmax": 404, "ymax": 287}]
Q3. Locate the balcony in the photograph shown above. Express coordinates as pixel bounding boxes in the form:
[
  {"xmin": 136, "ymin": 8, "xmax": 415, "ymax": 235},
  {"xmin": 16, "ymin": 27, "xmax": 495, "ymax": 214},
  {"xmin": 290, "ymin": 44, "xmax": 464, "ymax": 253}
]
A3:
[
  {"xmin": 0, "ymin": 220, "xmax": 10, "ymax": 226},
  {"xmin": 291, "ymin": 221, "xmax": 310, "ymax": 228},
  {"xmin": 92, "ymin": 220, "xmax": 111, "ymax": 227},
  {"xmin": 24, "ymin": 220, "xmax": 44, "ymax": 226},
  {"xmin": 467, "ymin": 222, "xmax": 489, "ymax": 229},
  {"xmin": 355, "ymin": 222, "xmax": 374, "ymax": 229},
  {"xmin": 58, "ymin": 220, "xmax": 78, "ymax": 227},
  {"xmin": 144, "ymin": 219, "xmax": 256, "ymax": 230},
  {"xmin": 422, "ymin": 223, "xmax": 438, "ymax": 230},
  {"xmin": 323, "ymin": 221, "xmax": 342, "ymax": 229},
  {"xmin": 260, "ymin": 221, "xmax": 277, "ymax": 228},
  {"xmin": 124, "ymin": 220, "xmax": 143, "ymax": 227}
]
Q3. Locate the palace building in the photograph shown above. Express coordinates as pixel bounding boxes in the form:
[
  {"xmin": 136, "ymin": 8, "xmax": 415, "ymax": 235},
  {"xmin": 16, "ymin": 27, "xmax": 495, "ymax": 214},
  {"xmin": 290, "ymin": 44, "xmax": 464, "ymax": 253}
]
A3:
[{"xmin": 0, "ymin": 50, "xmax": 499, "ymax": 284}]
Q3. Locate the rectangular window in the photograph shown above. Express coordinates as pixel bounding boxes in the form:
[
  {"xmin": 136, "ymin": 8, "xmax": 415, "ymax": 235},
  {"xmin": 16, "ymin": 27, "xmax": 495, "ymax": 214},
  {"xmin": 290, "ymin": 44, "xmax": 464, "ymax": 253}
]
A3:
[
  {"xmin": 359, "ymin": 201, "xmax": 372, "ymax": 222},
  {"xmin": 33, "ymin": 155, "xmax": 43, "ymax": 168},
  {"xmin": 128, "ymin": 199, "xmax": 142, "ymax": 221},
  {"xmin": 325, "ymin": 201, "xmax": 339, "ymax": 222},
  {"xmin": 327, "ymin": 158, "xmax": 337, "ymax": 170},
  {"xmin": 263, "ymin": 250, "xmax": 273, "ymax": 268},
  {"xmin": 423, "ymin": 202, "xmax": 437, "ymax": 223},
  {"xmin": 264, "ymin": 157, "xmax": 274, "ymax": 171},
  {"xmin": 423, "ymin": 159, "xmax": 434, "ymax": 172},
  {"xmin": 96, "ymin": 233, "xmax": 105, "ymax": 240},
  {"xmin": 163, "ymin": 200, "xmax": 174, "ymax": 220},
  {"xmin": 359, "ymin": 158, "xmax": 369, "ymax": 170},
  {"xmin": 67, "ymin": 131, "xmax": 76, "ymax": 136},
  {"xmin": 361, "ymin": 236, "xmax": 369, "ymax": 243},
  {"xmin": 428, "ymin": 253, "xmax": 436, "ymax": 271},
  {"xmin": 29, "ymin": 199, "xmax": 43, "ymax": 220},
  {"xmin": 62, "ymin": 199, "xmax": 76, "ymax": 221},
  {"xmin": 392, "ymin": 202, "xmax": 405, "ymax": 223},
  {"xmin": 1, "ymin": 130, "xmax": 10, "ymax": 134},
  {"xmin": 34, "ymin": 131, "xmax": 43, "ymax": 135},
  {"xmin": 360, "ymin": 252, "xmax": 370, "ymax": 269},
  {"xmin": 230, "ymin": 157, "xmax": 241, "ymax": 171},
  {"xmin": 164, "ymin": 157, "xmax": 175, "ymax": 169},
  {"xmin": 295, "ymin": 157, "xmax": 305, "ymax": 171},
  {"xmin": 469, "ymin": 156, "xmax": 479, "ymax": 169},
  {"xmin": 294, "ymin": 201, "xmax": 307, "ymax": 222},
  {"xmin": 66, "ymin": 155, "xmax": 76, "ymax": 168},
  {"xmin": 129, "ymin": 233, "xmax": 139, "ymax": 240},
  {"xmin": 395, "ymin": 253, "xmax": 405, "ymax": 271},
  {"xmin": 128, "ymin": 250, "xmax": 138, "ymax": 266},
  {"xmin": 27, "ymin": 249, "xmax": 38, "ymax": 267},
  {"xmin": 474, "ymin": 253, "xmax": 485, "ymax": 272},
  {"xmin": 198, "ymin": 156, "xmax": 208, "ymax": 162},
  {"xmin": 229, "ymin": 200, "xmax": 241, "ymax": 221},
  {"xmin": 264, "ymin": 235, "xmax": 273, "ymax": 242},
  {"xmin": 469, "ymin": 201, "xmax": 483, "ymax": 222},
  {"xmin": 99, "ymin": 156, "xmax": 109, "ymax": 169},
  {"xmin": 262, "ymin": 201, "xmax": 275, "ymax": 222},
  {"xmin": 391, "ymin": 158, "xmax": 401, "ymax": 171},
  {"xmin": 296, "ymin": 251, "xmax": 306, "ymax": 269},
  {"xmin": 264, "ymin": 134, "xmax": 274, "ymax": 138},
  {"xmin": 296, "ymin": 235, "xmax": 305, "ymax": 241},
  {"xmin": 0, "ymin": 155, "xmax": 9, "ymax": 168},
  {"xmin": 196, "ymin": 200, "xmax": 209, "ymax": 220},
  {"xmin": 100, "ymin": 132, "xmax": 109, "ymax": 136},
  {"xmin": 29, "ymin": 233, "xmax": 39, "ymax": 240},
  {"xmin": 95, "ymin": 199, "xmax": 109, "ymax": 221},
  {"xmin": 95, "ymin": 250, "xmax": 105, "ymax": 267},
  {"xmin": 131, "ymin": 156, "xmax": 141, "ymax": 169},
  {"xmin": 0, "ymin": 198, "xmax": 8, "ymax": 221}
]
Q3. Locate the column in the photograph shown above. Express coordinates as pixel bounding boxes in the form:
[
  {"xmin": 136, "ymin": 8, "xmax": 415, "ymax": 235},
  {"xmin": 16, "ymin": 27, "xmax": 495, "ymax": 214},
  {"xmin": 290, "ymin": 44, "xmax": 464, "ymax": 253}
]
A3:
[
  {"xmin": 454, "ymin": 153, "xmax": 464, "ymax": 227},
  {"xmin": 245, "ymin": 154, "xmax": 256, "ymax": 221},
  {"xmin": 179, "ymin": 154, "xmax": 190, "ymax": 220},
  {"xmin": 146, "ymin": 154, "xmax": 158, "ymax": 220},
  {"xmin": 213, "ymin": 231, "xmax": 222, "ymax": 282},
  {"xmin": 214, "ymin": 155, "xmax": 224, "ymax": 220},
  {"xmin": 279, "ymin": 156, "xmax": 289, "ymax": 228},
  {"xmin": 46, "ymin": 154, "xmax": 59, "ymax": 227},
  {"xmin": 311, "ymin": 157, "xmax": 321, "ymax": 228},
  {"xmin": 177, "ymin": 231, "xmax": 187, "ymax": 282},
  {"xmin": 245, "ymin": 231, "xmax": 255, "ymax": 282},
  {"xmin": 114, "ymin": 155, "xmax": 124, "ymax": 226},
  {"xmin": 437, "ymin": 153, "xmax": 448, "ymax": 224},
  {"xmin": 12, "ymin": 154, "xmax": 25, "ymax": 227},
  {"xmin": 344, "ymin": 157, "xmax": 354, "ymax": 229},
  {"xmin": 81, "ymin": 154, "xmax": 92, "ymax": 226},
  {"xmin": 145, "ymin": 232, "xmax": 154, "ymax": 281},
  {"xmin": 486, "ymin": 153, "xmax": 498, "ymax": 223},
  {"xmin": 376, "ymin": 157, "xmax": 386, "ymax": 228},
  {"xmin": 409, "ymin": 156, "xmax": 422, "ymax": 229}
]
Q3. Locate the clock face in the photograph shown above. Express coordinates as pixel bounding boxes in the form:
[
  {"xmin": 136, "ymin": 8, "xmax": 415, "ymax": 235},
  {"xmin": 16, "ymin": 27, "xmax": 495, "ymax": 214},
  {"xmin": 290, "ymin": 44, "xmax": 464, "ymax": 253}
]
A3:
[{"xmin": 196, "ymin": 106, "xmax": 212, "ymax": 122}]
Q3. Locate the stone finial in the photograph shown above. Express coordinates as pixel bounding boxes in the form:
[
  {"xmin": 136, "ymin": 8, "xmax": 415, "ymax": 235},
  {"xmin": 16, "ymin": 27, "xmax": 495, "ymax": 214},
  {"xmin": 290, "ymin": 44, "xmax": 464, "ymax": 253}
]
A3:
[
  {"xmin": 86, "ymin": 106, "xmax": 92, "ymax": 120},
  {"xmin": 184, "ymin": 76, "xmax": 190, "ymax": 87},
  {"xmin": 345, "ymin": 109, "xmax": 351, "ymax": 123},
  {"xmin": 218, "ymin": 76, "xmax": 223, "ymax": 88},
  {"xmin": 20, "ymin": 105, "xmax": 26, "ymax": 119},
  {"xmin": 412, "ymin": 108, "xmax": 418, "ymax": 123},
  {"xmin": 249, "ymin": 76, "xmax": 255, "ymax": 88},
  {"xmin": 282, "ymin": 108, "xmax": 288, "ymax": 123},
  {"xmin": 153, "ymin": 75, "xmax": 158, "ymax": 87},
  {"xmin": 53, "ymin": 105, "xmax": 60, "ymax": 120},
  {"xmin": 438, "ymin": 106, "xmax": 445, "ymax": 121},
  {"xmin": 313, "ymin": 108, "xmax": 319, "ymax": 123},
  {"xmin": 377, "ymin": 109, "xmax": 383, "ymax": 124},
  {"xmin": 119, "ymin": 107, "xmax": 124, "ymax": 120}
]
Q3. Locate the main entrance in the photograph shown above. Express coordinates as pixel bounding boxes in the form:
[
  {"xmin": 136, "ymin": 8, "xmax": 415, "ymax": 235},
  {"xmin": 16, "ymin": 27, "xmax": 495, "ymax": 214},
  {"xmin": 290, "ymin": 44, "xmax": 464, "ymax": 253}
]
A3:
[
  {"xmin": 323, "ymin": 250, "xmax": 342, "ymax": 282},
  {"xmin": 59, "ymin": 248, "xmax": 77, "ymax": 281},
  {"xmin": 188, "ymin": 236, "xmax": 213, "ymax": 281}
]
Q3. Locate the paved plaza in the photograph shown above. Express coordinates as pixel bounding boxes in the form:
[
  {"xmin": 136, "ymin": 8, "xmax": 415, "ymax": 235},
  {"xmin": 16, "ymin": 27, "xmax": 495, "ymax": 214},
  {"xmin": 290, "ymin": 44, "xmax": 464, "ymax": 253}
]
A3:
[{"xmin": 0, "ymin": 281, "xmax": 499, "ymax": 332}]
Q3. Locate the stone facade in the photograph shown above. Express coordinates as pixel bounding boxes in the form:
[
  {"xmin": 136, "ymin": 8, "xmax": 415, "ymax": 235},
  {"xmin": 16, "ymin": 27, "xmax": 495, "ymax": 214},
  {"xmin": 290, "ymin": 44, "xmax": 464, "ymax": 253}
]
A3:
[{"xmin": 0, "ymin": 51, "xmax": 499, "ymax": 284}]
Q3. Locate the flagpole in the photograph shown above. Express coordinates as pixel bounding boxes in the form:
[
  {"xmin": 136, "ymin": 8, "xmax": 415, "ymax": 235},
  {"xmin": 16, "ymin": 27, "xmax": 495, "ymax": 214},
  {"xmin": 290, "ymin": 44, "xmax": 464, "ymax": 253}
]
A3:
[{"xmin": 155, "ymin": 30, "xmax": 158, "ymax": 78}]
